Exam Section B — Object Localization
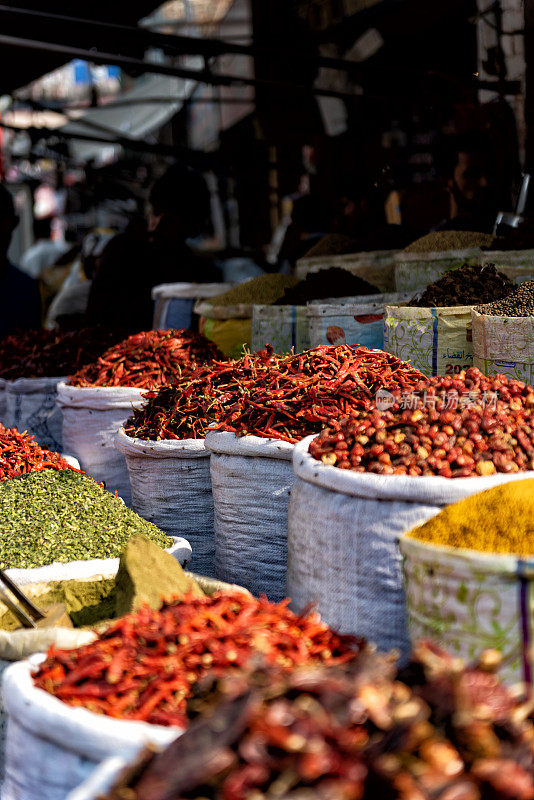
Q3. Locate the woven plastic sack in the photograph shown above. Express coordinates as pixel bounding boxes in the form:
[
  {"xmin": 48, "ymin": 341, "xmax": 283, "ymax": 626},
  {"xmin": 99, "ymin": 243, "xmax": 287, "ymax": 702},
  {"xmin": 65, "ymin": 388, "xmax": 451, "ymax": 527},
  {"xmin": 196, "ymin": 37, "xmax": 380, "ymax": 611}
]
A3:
[
  {"xmin": 57, "ymin": 382, "xmax": 145, "ymax": 505},
  {"xmin": 483, "ymin": 249, "xmax": 534, "ymax": 273},
  {"xmin": 471, "ymin": 308, "xmax": 534, "ymax": 383},
  {"xmin": 251, "ymin": 304, "xmax": 310, "ymax": 354},
  {"xmin": 394, "ymin": 249, "xmax": 481, "ymax": 294},
  {"xmin": 204, "ymin": 431, "xmax": 294, "ymax": 602},
  {"xmin": 307, "ymin": 293, "xmax": 408, "ymax": 350},
  {"xmin": 115, "ymin": 429, "xmax": 215, "ymax": 577},
  {"xmin": 152, "ymin": 282, "xmax": 231, "ymax": 331},
  {"xmin": 1, "ymin": 656, "xmax": 179, "ymax": 800},
  {"xmin": 0, "ymin": 379, "xmax": 6, "ymax": 424},
  {"xmin": 401, "ymin": 534, "xmax": 534, "ymax": 686},
  {"xmin": 384, "ymin": 304, "xmax": 474, "ymax": 377},
  {"xmin": 287, "ymin": 436, "xmax": 534, "ymax": 659},
  {"xmin": 4, "ymin": 376, "xmax": 65, "ymax": 451},
  {"xmin": 295, "ymin": 250, "xmax": 397, "ymax": 292}
]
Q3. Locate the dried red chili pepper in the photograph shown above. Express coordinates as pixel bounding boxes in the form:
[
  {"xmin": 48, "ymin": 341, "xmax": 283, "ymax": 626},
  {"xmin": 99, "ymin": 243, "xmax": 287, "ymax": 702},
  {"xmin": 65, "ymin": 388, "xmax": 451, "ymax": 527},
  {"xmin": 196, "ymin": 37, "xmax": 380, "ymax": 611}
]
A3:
[
  {"xmin": 68, "ymin": 329, "xmax": 223, "ymax": 390},
  {"xmin": 34, "ymin": 592, "xmax": 362, "ymax": 727},
  {"xmin": 0, "ymin": 423, "xmax": 79, "ymax": 480},
  {"xmin": 0, "ymin": 327, "xmax": 127, "ymax": 380},
  {"xmin": 125, "ymin": 346, "xmax": 425, "ymax": 443}
]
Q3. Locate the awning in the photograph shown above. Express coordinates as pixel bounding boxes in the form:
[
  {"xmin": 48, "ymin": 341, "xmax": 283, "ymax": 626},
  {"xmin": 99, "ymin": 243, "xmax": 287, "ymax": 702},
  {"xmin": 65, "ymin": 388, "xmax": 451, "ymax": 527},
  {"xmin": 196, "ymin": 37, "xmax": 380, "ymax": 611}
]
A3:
[
  {"xmin": 0, "ymin": 1, "xmax": 163, "ymax": 95},
  {"xmin": 61, "ymin": 73, "xmax": 196, "ymax": 163}
]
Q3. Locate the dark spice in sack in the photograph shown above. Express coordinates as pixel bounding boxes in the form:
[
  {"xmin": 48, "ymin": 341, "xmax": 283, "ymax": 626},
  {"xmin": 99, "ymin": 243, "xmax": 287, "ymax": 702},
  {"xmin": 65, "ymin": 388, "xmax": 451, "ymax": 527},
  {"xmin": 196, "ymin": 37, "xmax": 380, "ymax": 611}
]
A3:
[
  {"xmin": 410, "ymin": 264, "xmax": 514, "ymax": 308},
  {"xmin": 476, "ymin": 280, "xmax": 534, "ymax": 317},
  {"xmin": 274, "ymin": 267, "xmax": 379, "ymax": 305}
]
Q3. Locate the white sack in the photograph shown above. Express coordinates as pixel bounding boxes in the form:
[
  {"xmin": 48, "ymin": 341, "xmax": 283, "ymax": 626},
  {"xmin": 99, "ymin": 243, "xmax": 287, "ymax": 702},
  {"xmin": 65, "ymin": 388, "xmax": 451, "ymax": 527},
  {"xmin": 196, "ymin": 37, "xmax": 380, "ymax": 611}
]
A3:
[
  {"xmin": 5, "ymin": 377, "xmax": 65, "ymax": 451},
  {"xmin": 57, "ymin": 382, "xmax": 145, "ymax": 505},
  {"xmin": 0, "ymin": 379, "xmax": 7, "ymax": 425},
  {"xmin": 115, "ymin": 429, "xmax": 214, "ymax": 576},
  {"xmin": 152, "ymin": 282, "xmax": 231, "ymax": 330},
  {"xmin": 205, "ymin": 431, "xmax": 294, "ymax": 602},
  {"xmin": 287, "ymin": 436, "xmax": 534, "ymax": 658},
  {"xmin": 2, "ymin": 657, "xmax": 179, "ymax": 800}
]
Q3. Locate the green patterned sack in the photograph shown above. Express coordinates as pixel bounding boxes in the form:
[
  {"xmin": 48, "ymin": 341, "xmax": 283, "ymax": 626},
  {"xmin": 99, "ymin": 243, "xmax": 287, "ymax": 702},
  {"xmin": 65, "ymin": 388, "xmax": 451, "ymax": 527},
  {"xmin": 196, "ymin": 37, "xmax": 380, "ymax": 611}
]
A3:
[
  {"xmin": 384, "ymin": 305, "xmax": 474, "ymax": 377},
  {"xmin": 251, "ymin": 305, "xmax": 310, "ymax": 355},
  {"xmin": 401, "ymin": 534, "xmax": 534, "ymax": 686},
  {"xmin": 394, "ymin": 249, "xmax": 481, "ymax": 294},
  {"xmin": 471, "ymin": 309, "xmax": 534, "ymax": 383}
]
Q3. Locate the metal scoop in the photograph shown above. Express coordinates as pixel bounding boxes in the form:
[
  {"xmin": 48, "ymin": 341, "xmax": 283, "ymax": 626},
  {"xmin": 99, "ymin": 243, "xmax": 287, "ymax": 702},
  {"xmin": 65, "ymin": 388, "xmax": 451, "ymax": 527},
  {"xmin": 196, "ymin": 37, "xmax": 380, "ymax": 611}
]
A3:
[{"xmin": 0, "ymin": 567, "xmax": 72, "ymax": 629}]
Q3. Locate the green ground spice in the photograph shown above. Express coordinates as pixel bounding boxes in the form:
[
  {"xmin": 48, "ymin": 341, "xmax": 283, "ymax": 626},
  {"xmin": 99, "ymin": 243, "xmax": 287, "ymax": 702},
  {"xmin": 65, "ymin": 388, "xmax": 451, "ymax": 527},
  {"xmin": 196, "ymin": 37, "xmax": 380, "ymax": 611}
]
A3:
[
  {"xmin": 0, "ymin": 578, "xmax": 117, "ymax": 631},
  {"xmin": 210, "ymin": 274, "xmax": 297, "ymax": 307},
  {"xmin": 0, "ymin": 471, "xmax": 173, "ymax": 569}
]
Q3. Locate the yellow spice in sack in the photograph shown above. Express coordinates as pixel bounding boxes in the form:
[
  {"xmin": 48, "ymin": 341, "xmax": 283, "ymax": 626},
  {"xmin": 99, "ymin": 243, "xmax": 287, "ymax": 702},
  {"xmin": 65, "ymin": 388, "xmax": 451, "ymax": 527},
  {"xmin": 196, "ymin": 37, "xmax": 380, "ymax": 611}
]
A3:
[{"xmin": 408, "ymin": 479, "xmax": 534, "ymax": 555}]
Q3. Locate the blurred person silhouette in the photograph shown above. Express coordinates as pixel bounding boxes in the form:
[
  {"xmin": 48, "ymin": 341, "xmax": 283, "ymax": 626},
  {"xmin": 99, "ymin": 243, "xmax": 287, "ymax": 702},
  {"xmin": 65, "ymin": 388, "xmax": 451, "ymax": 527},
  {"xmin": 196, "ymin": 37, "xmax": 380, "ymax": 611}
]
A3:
[
  {"xmin": 0, "ymin": 184, "xmax": 41, "ymax": 338},
  {"xmin": 278, "ymin": 194, "xmax": 332, "ymax": 271},
  {"xmin": 20, "ymin": 217, "xmax": 69, "ymax": 279},
  {"xmin": 435, "ymin": 133, "xmax": 498, "ymax": 233},
  {"xmin": 87, "ymin": 165, "xmax": 218, "ymax": 332}
]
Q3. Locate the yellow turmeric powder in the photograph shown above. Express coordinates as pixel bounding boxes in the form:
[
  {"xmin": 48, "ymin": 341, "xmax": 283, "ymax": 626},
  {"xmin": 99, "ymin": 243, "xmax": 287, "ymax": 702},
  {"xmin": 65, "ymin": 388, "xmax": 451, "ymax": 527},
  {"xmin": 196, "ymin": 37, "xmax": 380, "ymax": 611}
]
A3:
[{"xmin": 408, "ymin": 479, "xmax": 534, "ymax": 555}]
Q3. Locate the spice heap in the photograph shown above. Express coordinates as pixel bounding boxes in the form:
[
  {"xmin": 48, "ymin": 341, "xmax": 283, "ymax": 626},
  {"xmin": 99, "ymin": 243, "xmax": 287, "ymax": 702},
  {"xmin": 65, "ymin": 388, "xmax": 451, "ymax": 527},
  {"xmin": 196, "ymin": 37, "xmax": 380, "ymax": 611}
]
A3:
[
  {"xmin": 476, "ymin": 280, "xmax": 534, "ymax": 317},
  {"xmin": 126, "ymin": 346, "xmax": 425, "ymax": 443},
  {"xmin": 403, "ymin": 230, "xmax": 494, "ymax": 253},
  {"xmin": 0, "ymin": 423, "xmax": 76, "ymax": 481},
  {"xmin": 409, "ymin": 479, "xmax": 534, "ymax": 554},
  {"xmin": 68, "ymin": 329, "xmax": 222, "ymax": 389},
  {"xmin": 410, "ymin": 263, "xmax": 514, "ymax": 307},
  {"xmin": 125, "ymin": 349, "xmax": 275, "ymax": 440},
  {"xmin": 0, "ymin": 470, "xmax": 172, "ymax": 568},
  {"xmin": 0, "ymin": 327, "xmax": 125, "ymax": 379},
  {"xmin": 207, "ymin": 274, "xmax": 297, "ymax": 307},
  {"xmin": 274, "ymin": 267, "xmax": 378, "ymax": 305},
  {"xmin": 304, "ymin": 233, "xmax": 359, "ymax": 258},
  {"xmin": 309, "ymin": 367, "xmax": 534, "ymax": 477},
  {"xmin": 102, "ymin": 643, "xmax": 534, "ymax": 800},
  {"xmin": 215, "ymin": 346, "xmax": 425, "ymax": 443},
  {"xmin": 34, "ymin": 592, "xmax": 360, "ymax": 726},
  {"xmin": 0, "ymin": 535, "xmax": 202, "ymax": 631}
]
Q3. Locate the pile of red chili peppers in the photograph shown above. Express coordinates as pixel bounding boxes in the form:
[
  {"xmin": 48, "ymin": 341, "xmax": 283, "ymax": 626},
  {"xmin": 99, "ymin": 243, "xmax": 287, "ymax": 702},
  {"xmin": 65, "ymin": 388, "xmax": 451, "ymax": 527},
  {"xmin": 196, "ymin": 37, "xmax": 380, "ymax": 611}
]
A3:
[
  {"xmin": 125, "ymin": 349, "xmax": 276, "ymax": 440},
  {"xmin": 34, "ymin": 591, "xmax": 360, "ymax": 727},
  {"xmin": 125, "ymin": 346, "xmax": 425, "ymax": 443},
  {"xmin": 68, "ymin": 329, "xmax": 223, "ymax": 390},
  {"xmin": 0, "ymin": 327, "xmax": 126, "ymax": 380},
  {"xmin": 0, "ymin": 423, "xmax": 77, "ymax": 480}
]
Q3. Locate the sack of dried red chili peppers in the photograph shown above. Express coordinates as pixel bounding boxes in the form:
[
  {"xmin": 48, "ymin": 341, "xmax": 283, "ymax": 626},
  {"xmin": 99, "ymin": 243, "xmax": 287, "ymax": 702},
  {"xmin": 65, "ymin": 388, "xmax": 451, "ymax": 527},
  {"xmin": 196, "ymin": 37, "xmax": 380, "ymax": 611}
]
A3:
[
  {"xmin": 31, "ymin": 592, "xmax": 360, "ymax": 725},
  {"xmin": 286, "ymin": 368, "xmax": 534, "ymax": 656},
  {"xmin": 206, "ymin": 346, "xmax": 425, "ymax": 600},
  {"xmin": 58, "ymin": 330, "xmax": 222, "ymax": 503},
  {"xmin": 124, "ymin": 346, "xmax": 425, "ymax": 600},
  {"xmin": 0, "ymin": 327, "xmax": 128, "ymax": 451},
  {"xmin": 68, "ymin": 329, "xmax": 223, "ymax": 390}
]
